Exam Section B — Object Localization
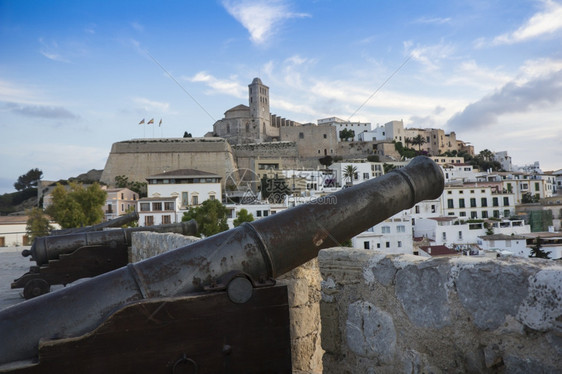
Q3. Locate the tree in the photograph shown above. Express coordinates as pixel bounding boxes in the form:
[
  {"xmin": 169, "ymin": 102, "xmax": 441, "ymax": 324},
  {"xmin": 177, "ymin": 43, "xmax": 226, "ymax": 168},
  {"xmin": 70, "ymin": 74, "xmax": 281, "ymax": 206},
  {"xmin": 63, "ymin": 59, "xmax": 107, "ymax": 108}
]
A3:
[
  {"xmin": 522, "ymin": 192, "xmax": 539, "ymax": 204},
  {"xmin": 115, "ymin": 175, "xmax": 147, "ymax": 197},
  {"xmin": 182, "ymin": 199, "xmax": 229, "ymax": 237},
  {"xmin": 319, "ymin": 155, "xmax": 333, "ymax": 167},
  {"xmin": 14, "ymin": 168, "xmax": 43, "ymax": 191},
  {"xmin": 46, "ymin": 182, "xmax": 107, "ymax": 229},
  {"xmin": 343, "ymin": 165, "xmax": 357, "ymax": 186},
  {"xmin": 233, "ymin": 208, "xmax": 254, "ymax": 227},
  {"xmin": 339, "ymin": 128, "xmax": 355, "ymax": 141},
  {"xmin": 410, "ymin": 135, "xmax": 426, "ymax": 151},
  {"xmin": 383, "ymin": 163, "xmax": 396, "ymax": 174},
  {"xmin": 529, "ymin": 237, "xmax": 551, "ymax": 259},
  {"xmin": 26, "ymin": 207, "xmax": 53, "ymax": 241}
]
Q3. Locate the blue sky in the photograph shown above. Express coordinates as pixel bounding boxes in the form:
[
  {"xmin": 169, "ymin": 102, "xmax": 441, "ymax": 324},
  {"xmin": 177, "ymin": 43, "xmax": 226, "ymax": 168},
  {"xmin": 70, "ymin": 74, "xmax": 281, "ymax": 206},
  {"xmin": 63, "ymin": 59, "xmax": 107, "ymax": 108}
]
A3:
[{"xmin": 1, "ymin": 0, "xmax": 561, "ymax": 194}]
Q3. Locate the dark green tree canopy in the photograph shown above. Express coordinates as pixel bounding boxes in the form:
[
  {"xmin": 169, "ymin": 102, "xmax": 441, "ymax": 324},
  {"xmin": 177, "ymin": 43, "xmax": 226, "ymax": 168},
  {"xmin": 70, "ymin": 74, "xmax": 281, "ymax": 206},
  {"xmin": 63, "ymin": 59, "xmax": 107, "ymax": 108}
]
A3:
[
  {"xmin": 45, "ymin": 182, "xmax": 107, "ymax": 229},
  {"xmin": 14, "ymin": 168, "xmax": 43, "ymax": 191},
  {"xmin": 182, "ymin": 199, "xmax": 229, "ymax": 237},
  {"xmin": 233, "ymin": 208, "xmax": 254, "ymax": 227},
  {"xmin": 529, "ymin": 237, "xmax": 551, "ymax": 259}
]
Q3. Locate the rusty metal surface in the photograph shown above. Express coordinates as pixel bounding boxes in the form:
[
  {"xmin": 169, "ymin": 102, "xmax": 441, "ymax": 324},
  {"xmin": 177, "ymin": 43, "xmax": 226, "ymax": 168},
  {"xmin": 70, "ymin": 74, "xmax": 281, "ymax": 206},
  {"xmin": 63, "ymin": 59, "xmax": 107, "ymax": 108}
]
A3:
[{"xmin": 0, "ymin": 156, "xmax": 444, "ymax": 368}]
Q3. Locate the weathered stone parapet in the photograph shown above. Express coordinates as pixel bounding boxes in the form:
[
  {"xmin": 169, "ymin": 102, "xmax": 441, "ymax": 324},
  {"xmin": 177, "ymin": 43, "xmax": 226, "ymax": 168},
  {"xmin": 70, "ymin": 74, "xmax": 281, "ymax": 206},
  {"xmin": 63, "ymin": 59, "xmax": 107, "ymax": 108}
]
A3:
[
  {"xmin": 277, "ymin": 258, "xmax": 324, "ymax": 374},
  {"xmin": 130, "ymin": 231, "xmax": 199, "ymax": 262},
  {"xmin": 319, "ymin": 247, "xmax": 561, "ymax": 373}
]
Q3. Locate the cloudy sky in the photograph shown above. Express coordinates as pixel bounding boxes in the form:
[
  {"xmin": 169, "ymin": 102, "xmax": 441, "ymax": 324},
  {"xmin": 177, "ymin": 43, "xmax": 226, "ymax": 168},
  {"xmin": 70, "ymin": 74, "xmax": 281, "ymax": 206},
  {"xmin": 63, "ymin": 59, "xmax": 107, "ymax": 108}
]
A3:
[{"xmin": 1, "ymin": 0, "xmax": 561, "ymax": 194}]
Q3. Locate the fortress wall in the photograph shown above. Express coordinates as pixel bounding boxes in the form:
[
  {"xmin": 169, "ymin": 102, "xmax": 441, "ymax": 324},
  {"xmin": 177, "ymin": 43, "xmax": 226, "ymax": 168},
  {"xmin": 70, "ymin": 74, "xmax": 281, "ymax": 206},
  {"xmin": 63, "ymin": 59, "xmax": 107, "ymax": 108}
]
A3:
[
  {"xmin": 100, "ymin": 138, "xmax": 237, "ymax": 186},
  {"xmin": 233, "ymin": 141, "xmax": 301, "ymax": 171},
  {"xmin": 319, "ymin": 248, "xmax": 562, "ymax": 373}
]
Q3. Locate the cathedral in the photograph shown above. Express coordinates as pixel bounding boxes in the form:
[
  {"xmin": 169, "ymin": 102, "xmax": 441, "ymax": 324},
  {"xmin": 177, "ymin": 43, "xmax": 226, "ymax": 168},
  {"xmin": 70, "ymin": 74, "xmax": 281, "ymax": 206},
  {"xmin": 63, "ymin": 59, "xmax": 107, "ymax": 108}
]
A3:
[{"xmin": 212, "ymin": 78, "xmax": 300, "ymax": 144}]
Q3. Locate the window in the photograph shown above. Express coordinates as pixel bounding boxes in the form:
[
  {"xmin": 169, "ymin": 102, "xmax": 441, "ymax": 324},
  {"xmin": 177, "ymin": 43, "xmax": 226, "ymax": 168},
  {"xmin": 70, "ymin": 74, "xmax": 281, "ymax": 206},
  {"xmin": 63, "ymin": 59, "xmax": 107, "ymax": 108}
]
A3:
[
  {"xmin": 323, "ymin": 134, "xmax": 327, "ymax": 139},
  {"xmin": 459, "ymin": 198, "xmax": 465, "ymax": 208},
  {"xmin": 152, "ymin": 202, "xmax": 162, "ymax": 211},
  {"xmin": 182, "ymin": 192, "xmax": 188, "ymax": 207},
  {"xmin": 162, "ymin": 215, "xmax": 171, "ymax": 224},
  {"xmin": 504, "ymin": 209, "xmax": 510, "ymax": 218},
  {"xmin": 431, "ymin": 205, "xmax": 436, "ymax": 213},
  {"xmin": 482, "ymin": 211, "xmax": 488, "ymax": 218},
  {"xmin": 492, "ymin": 197, "xmax": 499, "ymax": 207},
  {"xmin": 121, "ymin": 204, "xmax": 124, "ymax": 211},
  {"xmin": 264, "ymin": 211, "xmax": 269, "ymax": 217},
  {"xmin": 397, "ymin": 241, "xmax": 402, "ymax": 248},
  {"xmin": 471, "ymin": 211, "xmax": 477, "ymax": 219},
  {"xmin": 121, "ymin": 193, "xmax": 124, "ymax": 199},
  {"xmin": 415, "ymin": 206, "xmax": 420, "ymax": 213},
  {"xmin": 257, "ymin": 211, "xmax": 262, "ymax": 217},
  {"xmin": 364, "ymin": 241, "xmax": 370, "ymax": 250},
  {"xmin": 481, "ymin": 198, "xmax": 488, "ymax": 207},
  {"xmin": 493, "ymin": 210, "xmax": 500, "ymax": 218},
  {"xmin": 397, "ymin": 225, "xmax": 405, "ymax": 233},
  {"xmin": 535, "ymin": 182, "xmax": 540, "ymax": 192},
  {"xmin": 107, "ymin": 204, "xmax": 113, "ymax": 213},
  {"xmin": 460, "ymin": 211, "xmax": 466, "ymax": 217},
  {"xmin": 164, "ymin": 202, "xmax": 174, "ymax": 211},
  {"xmin": 363, "ymin": 173, "xmax": 369, "ymax": 180},
  {"xmin": 299, "ymin": 132, "xmax": 304, "ymax": 139},
  {"xmin": 442, "ymin": 232, "xmax": 447, "ymax": 241},
  {"xmin": 192, "ymin": 195, "xmax": 198, "ymax": 205},
  {"xmin": 377, "ymin": 243, "xmax": 381, "ymax": 249},
  {"xmin": 140, "ymin": 203, "xmax": 150, "ymax": 212},
  {"xmin": 458, "ymin": 231, "xmax": 463, "ymax": 239},
  {"xmin": 470, "ymin": 198, "xmax": 476, "ymax": 207},
  {"xmin": 144, "ymin": 215, "xmax": 154, "ymax": 226},
  {"xmin": 385, "ymin": 242, "xmax": 390, "ymax": 248},
  {"xmin": 447, "ymin": 199, "xmax": 454, "ymax": 209},
  {"xmin": 381, "ymin": 226, "xmax": 390, "ymax": 233},
  {"xmin": 209, "ymin": 195, "xmax": 216, "ymax": 200}
]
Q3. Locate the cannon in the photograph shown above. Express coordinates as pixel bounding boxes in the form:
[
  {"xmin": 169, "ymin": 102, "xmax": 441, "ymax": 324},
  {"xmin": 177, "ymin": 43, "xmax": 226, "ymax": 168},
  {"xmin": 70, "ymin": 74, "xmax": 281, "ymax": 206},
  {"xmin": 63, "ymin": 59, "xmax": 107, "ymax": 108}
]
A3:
[
  {"xmin": 11, "ymin": 220, "xmax": 198, "ymax": 299},
  {"xmin": 50, "ymin": 210, "xmax": 140, "ymax": 235},
  {"xmin": 0, "ymin": 156, "xmax": 444, "ymax": 373}
]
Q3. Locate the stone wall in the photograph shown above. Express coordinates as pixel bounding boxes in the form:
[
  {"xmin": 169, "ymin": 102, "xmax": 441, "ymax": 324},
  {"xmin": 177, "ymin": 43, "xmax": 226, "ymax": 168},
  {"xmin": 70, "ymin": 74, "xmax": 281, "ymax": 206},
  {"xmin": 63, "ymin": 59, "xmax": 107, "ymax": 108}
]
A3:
[
  {"xmin": 100, "ymin": 138, "xmax": 237, "ymax": 187},
  {"xmin": 130, "ymin": 232, "xmax": 323, "ymax": 374},
  {"xmin": 319, "ymin": 248, "xmax": 562, "ymax": 373},
  {"xmin": 130, "ymin": 231, "xmax": 200, "ymax": 262}
]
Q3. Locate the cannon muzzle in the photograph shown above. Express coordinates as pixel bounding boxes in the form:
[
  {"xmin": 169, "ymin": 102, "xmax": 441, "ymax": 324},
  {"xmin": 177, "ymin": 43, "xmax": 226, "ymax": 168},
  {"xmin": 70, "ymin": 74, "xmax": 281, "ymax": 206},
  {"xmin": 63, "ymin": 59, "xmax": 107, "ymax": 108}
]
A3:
[
  {"xmin": 49, "ymin": 211, "xmax": 140, "ymax": 236},
  {"xmin": 0, "ymin": 156, "xmax": 444, "ymax": 367}
]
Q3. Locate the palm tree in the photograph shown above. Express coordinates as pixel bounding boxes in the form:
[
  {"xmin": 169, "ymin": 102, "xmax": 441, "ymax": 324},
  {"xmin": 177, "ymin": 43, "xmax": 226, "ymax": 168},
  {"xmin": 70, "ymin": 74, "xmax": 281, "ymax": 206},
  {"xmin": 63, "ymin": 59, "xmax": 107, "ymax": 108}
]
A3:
[
  {"xmin": 411, "ymin": 135, "xmax": 426, "ymax": 152},
  {"xmin": 343, "ymin": 165, "xmax": 357, "ymax": 186}
]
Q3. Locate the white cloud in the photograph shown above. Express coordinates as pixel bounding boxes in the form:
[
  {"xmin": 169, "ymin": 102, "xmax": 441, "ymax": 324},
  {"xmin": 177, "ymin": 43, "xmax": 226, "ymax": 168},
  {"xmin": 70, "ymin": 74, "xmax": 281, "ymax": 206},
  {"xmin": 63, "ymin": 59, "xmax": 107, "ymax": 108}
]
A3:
[
  {"xmin": 477, "ymin": 0, "xmax": 562, "ymax": 47},
  {"xmin": 222, "ymin": 0, "xmax": 310, "ymax": 45},
  {"xmin": 187, "ymin": 72, "xmax": 246, "ymax": 98},
  {"xmin": 132, "ymin": 97, "xmax": 170, "ymax": 112},
  {"xmin": 404, "ymin": 40, "xmax": 456, "ymax": 72},
  {"xmin": 413, "ymin": 16, "xmax": 452, "ymax": 25},
  {"xmin": 39, "ymin": 38, "xmax": 71, "ymax": 63}
]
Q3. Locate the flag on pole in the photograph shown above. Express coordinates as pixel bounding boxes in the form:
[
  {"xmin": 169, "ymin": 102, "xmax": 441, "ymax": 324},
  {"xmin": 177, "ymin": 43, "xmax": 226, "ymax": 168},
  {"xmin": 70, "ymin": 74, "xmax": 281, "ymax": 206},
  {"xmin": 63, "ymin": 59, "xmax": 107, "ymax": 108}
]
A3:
[
  {"xmin": 139, "ymin": 118, "xmax": 145, "ymax": 125},
  {"xmin": 147, "ymin": 118, "xmax": 154, "ymax": 125},
  {"xmin": 159, "ymin": 118, "xmax": 163, "ymax": 127}
]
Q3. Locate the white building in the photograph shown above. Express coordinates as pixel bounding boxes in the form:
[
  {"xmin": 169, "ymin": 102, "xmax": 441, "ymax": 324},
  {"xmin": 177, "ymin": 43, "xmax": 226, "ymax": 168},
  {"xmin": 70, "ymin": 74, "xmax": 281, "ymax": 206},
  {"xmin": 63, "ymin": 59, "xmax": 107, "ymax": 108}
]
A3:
[
  {"xmin": 352, "ymin": 215, "xmax": 413, "ymax": 254},
  {"xmin": 415, "ymin": 217, "xmax": 530, "ymax": 247},
  {"xmin": 494, "ymin": 151, "xmax": 513, "ymax": 172},
  {"xmin": 329, "ymin": 162, "xmax": 383, "ymax": 187},
  {"xmin": 0, "ymin": 215, "xmax": 60, "ymax": 247},
  {"xmin": 317, "ymin": 117, "xmax": 372, "ymax": 142},
  {"xmin": 358, "ymin": 120, "xmax": 406, "ymax": 143},
  {"xmin": 441, "ymin": 184, "xmax": 516, "ymax": 220},
  {"xmin": 138, "ymin": 169, "xmax": 222, "ymax": 227},
  {"xmin": 477, "ymin": 234, "xmax": 529, "ymax": 257}
]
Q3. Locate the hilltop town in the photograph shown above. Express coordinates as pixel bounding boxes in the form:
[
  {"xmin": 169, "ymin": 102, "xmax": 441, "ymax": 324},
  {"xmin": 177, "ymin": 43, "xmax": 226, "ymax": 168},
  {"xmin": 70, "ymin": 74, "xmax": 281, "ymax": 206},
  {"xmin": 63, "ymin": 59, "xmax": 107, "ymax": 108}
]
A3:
[{"xmin": 2, "ymin": 78, "xmax": 562, "ymax": 259}]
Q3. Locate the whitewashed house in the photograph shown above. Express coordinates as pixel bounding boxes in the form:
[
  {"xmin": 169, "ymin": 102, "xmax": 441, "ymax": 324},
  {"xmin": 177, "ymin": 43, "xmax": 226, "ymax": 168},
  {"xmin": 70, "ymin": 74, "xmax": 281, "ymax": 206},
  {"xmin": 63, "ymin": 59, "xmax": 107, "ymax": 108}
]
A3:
[{"xmin": 138, "ymin": 169, "xmax": 222, "ymax": 227}]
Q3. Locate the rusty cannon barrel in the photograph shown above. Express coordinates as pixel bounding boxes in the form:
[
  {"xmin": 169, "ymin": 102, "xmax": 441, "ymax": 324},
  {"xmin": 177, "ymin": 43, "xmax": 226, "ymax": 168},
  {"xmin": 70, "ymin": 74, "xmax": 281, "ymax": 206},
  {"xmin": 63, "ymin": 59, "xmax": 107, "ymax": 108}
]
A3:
[
  {"xmin": 22, "ymin": 220, "xmax": 198, "ymax": 266},
  {"xmin": 50, "ymin": 211, "xmax": 139, "ymax": 236},
  {"xmin": 0, "ymin": 156, "xmax": 444, "ymax": 367}
]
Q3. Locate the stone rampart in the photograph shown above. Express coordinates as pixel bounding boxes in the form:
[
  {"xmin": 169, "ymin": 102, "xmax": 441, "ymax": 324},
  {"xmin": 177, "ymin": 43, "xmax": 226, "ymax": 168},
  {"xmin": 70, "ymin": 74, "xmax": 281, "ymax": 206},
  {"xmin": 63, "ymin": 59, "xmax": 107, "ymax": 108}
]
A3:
[
  {"xmin": 130, "ymin": 231, "xmax": 199, "ymax": 262},
  {"xmin": 319, "ymin": 248, "xmax": 562, "ymax": 373},
  {"xmin": 100, "ymin": 138, "xmax": 237, "ymax": 186}
]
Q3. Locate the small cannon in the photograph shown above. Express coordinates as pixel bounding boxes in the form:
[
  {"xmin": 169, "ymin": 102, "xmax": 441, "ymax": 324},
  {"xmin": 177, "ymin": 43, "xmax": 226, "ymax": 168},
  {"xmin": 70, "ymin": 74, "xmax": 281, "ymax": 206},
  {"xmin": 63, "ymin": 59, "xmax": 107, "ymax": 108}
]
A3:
[
  {"xmin": 0, "ymin": 156, "xmax": 444, "ymax": 373},
  {"xmin": 11, "ymin": 220, "xmax": 198, "ymax": 299},
  {"xmin": 50, "ymin": 210, "xmax": 140, "ymax": 235}
]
